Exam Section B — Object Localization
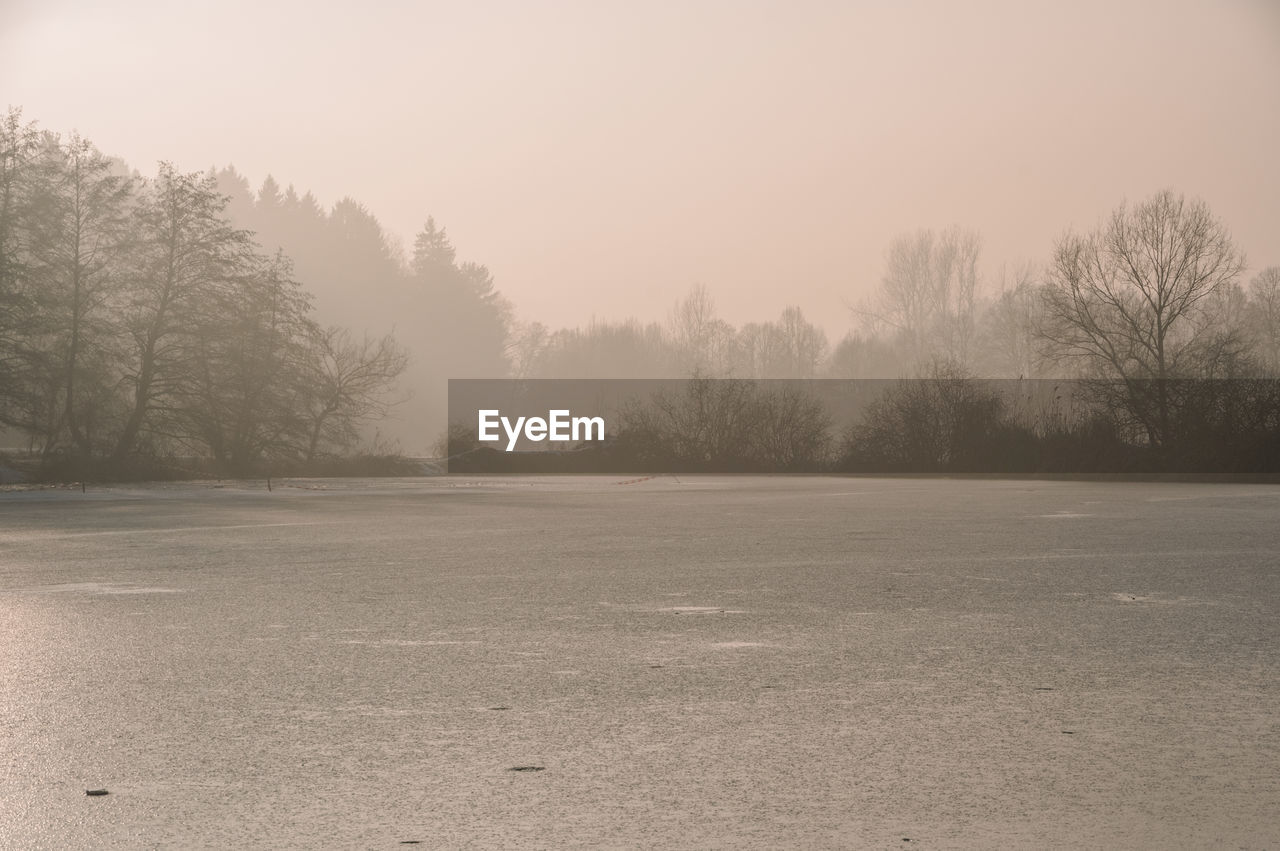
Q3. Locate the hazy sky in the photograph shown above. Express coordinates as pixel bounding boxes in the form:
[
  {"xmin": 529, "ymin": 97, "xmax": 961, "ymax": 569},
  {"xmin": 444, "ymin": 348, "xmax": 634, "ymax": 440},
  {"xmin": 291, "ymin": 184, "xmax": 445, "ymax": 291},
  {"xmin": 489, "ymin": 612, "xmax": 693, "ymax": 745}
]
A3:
[{"xmin": 4, "ymin": 0, "xmax": 1278, "ymax": 339}]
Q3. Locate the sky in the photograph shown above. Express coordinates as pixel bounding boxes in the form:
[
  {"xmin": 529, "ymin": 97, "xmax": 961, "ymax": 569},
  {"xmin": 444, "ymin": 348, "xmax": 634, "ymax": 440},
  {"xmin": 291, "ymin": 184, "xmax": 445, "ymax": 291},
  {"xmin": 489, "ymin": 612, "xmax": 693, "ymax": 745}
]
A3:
[{"xmin": 3, "ymin": 0, "xmax": 1278, "ymax": 340}]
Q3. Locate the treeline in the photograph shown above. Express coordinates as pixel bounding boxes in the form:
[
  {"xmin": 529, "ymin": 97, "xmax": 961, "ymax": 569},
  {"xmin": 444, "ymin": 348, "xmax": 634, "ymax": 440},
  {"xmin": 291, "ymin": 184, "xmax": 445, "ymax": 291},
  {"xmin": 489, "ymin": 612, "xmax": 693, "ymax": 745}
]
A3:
[
  {"xmin": 493, "ymin": 220, "xmax": 1280, "ymax": 391},
  {"xmin": 467, "ymin": 189, "xmax": 1280, "ymax": 474},
  {"xmin": 506, "ymin": 222, "xmax": 1278, "ymax": 386},
  {"xmin": 0, "ymin": 110, "xmax": 408, "ymax": 477},
  {"xmin": 5, "ymin": 107, "xmax": 1279, "ymax": 477},
  {"xmin": 212, "ymin": 166, "xmax": 833, "ymax": 386},
  {"xmin": 156, "ymin": 132, "xmax": 1280, "ymax": 460},
  {"xmin": 509, "ymin": 296, "xmax": 832, "ymax": 380}
]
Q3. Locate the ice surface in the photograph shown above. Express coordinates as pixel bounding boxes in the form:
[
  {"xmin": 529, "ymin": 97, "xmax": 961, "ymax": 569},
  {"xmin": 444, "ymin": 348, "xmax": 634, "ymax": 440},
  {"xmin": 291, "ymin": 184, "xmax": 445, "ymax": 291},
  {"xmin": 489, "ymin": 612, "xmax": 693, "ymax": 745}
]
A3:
[{"xmin": 1, "ymin": 476, "xmax": 1277, "ymax": 847}]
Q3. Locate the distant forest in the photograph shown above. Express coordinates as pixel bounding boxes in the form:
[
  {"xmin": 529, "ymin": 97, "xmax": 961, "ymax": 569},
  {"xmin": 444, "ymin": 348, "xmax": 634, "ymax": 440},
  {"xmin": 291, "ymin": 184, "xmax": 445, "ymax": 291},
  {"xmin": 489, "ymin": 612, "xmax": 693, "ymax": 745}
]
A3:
[{"xmin": 2, "ymin": 108, "xmax": 1278, "ymax": 478}]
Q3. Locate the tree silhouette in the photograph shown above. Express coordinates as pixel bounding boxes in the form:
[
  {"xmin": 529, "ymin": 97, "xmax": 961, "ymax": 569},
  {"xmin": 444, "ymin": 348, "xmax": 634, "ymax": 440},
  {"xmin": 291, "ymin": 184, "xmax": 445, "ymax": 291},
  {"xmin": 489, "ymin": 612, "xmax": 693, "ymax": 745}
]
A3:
[
  {"xmin": 24, "ymin": 133, "xmax": 134, "ymax": 456},
  {"xmin": 1039, "ymin": 190, "xmax": 1248, "ymax": 444}
]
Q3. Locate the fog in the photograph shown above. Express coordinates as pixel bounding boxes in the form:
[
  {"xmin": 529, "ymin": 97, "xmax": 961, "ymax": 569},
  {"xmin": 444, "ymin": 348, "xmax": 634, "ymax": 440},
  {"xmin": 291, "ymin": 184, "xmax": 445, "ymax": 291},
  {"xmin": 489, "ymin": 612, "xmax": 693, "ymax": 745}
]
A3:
[
  {"xmin": 3, "ymin": 0, "xmax": 1279, "ymax": 454},
  {"xmin": 4, "ymin": 0, "xmax": 1277, "ymax": 340}
]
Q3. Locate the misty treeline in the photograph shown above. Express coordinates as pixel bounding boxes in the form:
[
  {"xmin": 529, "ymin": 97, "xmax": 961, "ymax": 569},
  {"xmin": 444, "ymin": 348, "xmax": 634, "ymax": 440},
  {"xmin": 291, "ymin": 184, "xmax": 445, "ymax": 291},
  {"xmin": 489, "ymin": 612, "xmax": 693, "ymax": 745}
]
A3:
[
  {"xmin": 508, "ymin": 196, "xmax": 1280, "ymax": 388},
  {"xmin": 0, "ymin": 110, "xmax": 409, "ymax": 476},
  {"xmin": 210, "ymin": 169, "xmax": 513, "ymax": 440},
  {"xmin": 216, "ymin": 151, "xmax": 1277, "ymax": 460},
  {"xmin": 215, "ymin": 155, "xmax": 1280, "ymax": 460},
  {"xmin": 540, "ymin": 208, "xmax": 1278, "ymax": 388},
  {"xmin": 4, "ymin": 109, "xmax": 1279, "ymax": 476},
  {"xmin": 227, "ymin": 154, "xmax": 1280, "ymax": 470}
]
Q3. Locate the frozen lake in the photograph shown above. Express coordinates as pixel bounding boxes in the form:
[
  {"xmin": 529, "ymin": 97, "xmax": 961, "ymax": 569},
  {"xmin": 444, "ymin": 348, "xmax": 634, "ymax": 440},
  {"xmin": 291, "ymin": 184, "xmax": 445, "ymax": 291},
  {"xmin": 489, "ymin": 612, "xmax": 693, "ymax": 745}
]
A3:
[{"xmin": 2, "ymin": 476, "xmax": 1277, "ymax": 848}]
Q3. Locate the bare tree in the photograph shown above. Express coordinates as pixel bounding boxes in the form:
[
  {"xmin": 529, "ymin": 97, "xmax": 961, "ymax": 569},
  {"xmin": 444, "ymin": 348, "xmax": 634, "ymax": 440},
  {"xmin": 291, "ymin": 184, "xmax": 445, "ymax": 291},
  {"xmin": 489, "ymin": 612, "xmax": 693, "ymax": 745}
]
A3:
[
  {"xmin": 303, "ymin": 326, "xmax": 409, "ymax": 460},
  {"xmin": 621, "ymin": 377, "xmax": 759, "ymax": 467},
  {"xmin": 735, "ymin": 321, "xmax": 788, "ymax": 378},
  {"xmin": 113, "ymin": 164, "xmax": 256, "ymax": 461},
  {"xmin": 619, "ymin": 378, "xmax": 830, "ymax": 471},
  {"xmin": 732, "ymin": 306, "xmax": 827, "ymax": 378},
  {"xmin": 25, "ymin": 133, "xmax": 134, "ymax": 456},
  {"xmin": 0, "ymin": 109, "xmax": 42, "ymax": 431},
  {"xmin": 532, "ymin": 319, "xmax": 676, "ymax": 378},
  {"xmin": 751, "ymin": 384, "xmax": 833, "ymax": 470},
  {"xmin": 857, "ymin": 226, "xmax": 982, "ymax": 370},
  {"xmin": 1247, "ymin": 267, "xmax": 1280, "ymax": 375},
  {"xmin": 178, "ymin": 252, "xmax": 316, "ymax": 470},
  {"xmin": 776, "ymin": 306, "xmax": 828, "ymax": 378},
  {"xmin": 978, "ymin": 261, "xmax": 1043, "ymax": 378},
  {"xmin": 841, "ymin": 363, "xmax": 1008, "ymax": 472},
  {"xmin": 825, "ymin": 331, "xmax": 903, "ymax": 379},
  {"xmin": 1039, "ymin": 189, "xmax": 1247, "ymax": 444},
  {"xmin": 504, "ymin": 319, "xmax": 549, "ymax": 379},
  {"xmin": 668, "ymin": 284, "xmax": 736, "ymax": 376}
]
